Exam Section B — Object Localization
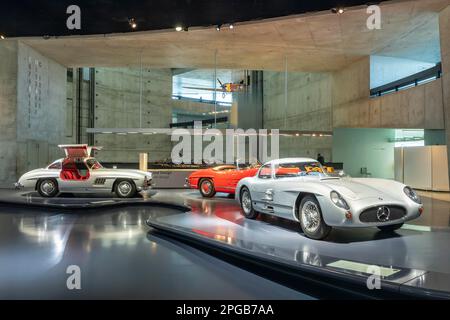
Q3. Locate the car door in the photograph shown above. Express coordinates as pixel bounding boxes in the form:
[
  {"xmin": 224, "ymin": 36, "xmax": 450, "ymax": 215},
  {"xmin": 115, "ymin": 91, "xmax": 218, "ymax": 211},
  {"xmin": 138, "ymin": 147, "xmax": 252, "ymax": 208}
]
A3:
[
  {"xmin": 59, "ymin": 158, "xmax": 94, "ymax": 192},
  {"xmin": 210, "ymin": 166, "xmax": 237, "ymax": 192},
  {"xmin": 268, "ymin": 164, "xmax": 305, "ymax": 219},
  {"xmin": 251, "ymin": 163, "xmax": 277, "ymax": 214}
]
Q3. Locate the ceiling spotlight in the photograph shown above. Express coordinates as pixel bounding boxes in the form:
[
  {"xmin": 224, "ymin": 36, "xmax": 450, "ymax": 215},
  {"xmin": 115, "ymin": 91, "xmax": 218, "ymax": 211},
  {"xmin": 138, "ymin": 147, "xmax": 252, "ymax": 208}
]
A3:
[
  {"xmin": 331, "ymin": 7, "xmax": 345, "ymax": 14},
  {"xmin": 175, "ymin": 26, "xmax": 183, "ymax": 32},
  {"xmin": 216, "ymin": 24, "xmax": 222, "ymax": 31},
  {"xmin": 129, "ymin": 18, "xmax": 137, "ymax": 29}
]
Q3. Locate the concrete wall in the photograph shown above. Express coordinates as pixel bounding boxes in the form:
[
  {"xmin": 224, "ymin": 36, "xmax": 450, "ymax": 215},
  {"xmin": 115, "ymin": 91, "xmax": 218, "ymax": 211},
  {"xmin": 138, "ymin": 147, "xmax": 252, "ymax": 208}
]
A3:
[
  {"xmin": 93, "ymin": 68, "xmax": 173, "ymax": 163},
  {"xmin": 332, "ymin": 128, "xmax": 395, "ymax": 179},
  {"xmin": 440, "ymin": 6, "xmax": 450, "ymax": 179},
  {"xmin": 172, "ymin": 99, "xmax": 230, "ymax": 124},
  {"xmin": 263, "ymin": 70, "xmax": 333, "ymax": 160},
  {"xmin": 0, "ymin": 41, "xmax": 67, "ymax": 185},
  {"xmin": 333, "ymin": 58, "xmax": 445, "ymax": 129},
  {"xmin": 0, "ymin": 41, "xmax": 18, "ymax": 186},
  {"xmin": 16, "ymin": 42, "xmax": 68, "ymax": 175}
]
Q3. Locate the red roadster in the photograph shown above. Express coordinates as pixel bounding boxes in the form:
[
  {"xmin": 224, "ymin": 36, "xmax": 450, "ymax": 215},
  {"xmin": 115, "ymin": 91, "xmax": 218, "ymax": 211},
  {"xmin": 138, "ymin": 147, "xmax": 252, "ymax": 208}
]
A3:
[{"xmin": 186, "ymin": 164, "xmax": 260, "ymax": 198}]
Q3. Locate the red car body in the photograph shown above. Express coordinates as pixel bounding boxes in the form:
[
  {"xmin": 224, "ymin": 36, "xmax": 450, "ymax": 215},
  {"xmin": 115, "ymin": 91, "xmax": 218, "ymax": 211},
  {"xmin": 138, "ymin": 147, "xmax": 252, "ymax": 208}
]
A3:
[{"xmin": 186, "ymin": 165, "xmax": 260, "ymax": 197}]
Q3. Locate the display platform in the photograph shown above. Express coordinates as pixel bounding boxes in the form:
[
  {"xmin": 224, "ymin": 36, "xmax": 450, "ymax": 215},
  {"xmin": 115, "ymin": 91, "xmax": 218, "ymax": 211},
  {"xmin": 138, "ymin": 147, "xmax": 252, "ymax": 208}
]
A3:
[
  {"xmin": 147, "ymin": 191, "xmax": 450, "ymax": 299},
  {"xmin": 0, "ymin": 188, "xmax": 188, "ymax": 211}
]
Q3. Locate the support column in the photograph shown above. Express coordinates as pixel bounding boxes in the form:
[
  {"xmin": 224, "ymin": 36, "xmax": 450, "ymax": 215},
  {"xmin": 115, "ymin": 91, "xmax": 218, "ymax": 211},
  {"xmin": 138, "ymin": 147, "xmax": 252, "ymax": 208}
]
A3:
[{"xmin": 439, "ymin": 6, "xmax": 450, "ymax": 181}]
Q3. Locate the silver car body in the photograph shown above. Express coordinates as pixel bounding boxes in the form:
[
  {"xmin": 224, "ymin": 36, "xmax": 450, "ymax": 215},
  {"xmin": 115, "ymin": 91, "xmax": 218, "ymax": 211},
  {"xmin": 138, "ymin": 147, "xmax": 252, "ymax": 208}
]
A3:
[
  {"xmin": 236, "ymin": 158, "xmax": 423, "ymax": 227},
  {"xmin": 16, "ymin": 144, "xmax": 152, "ymax": 194}
]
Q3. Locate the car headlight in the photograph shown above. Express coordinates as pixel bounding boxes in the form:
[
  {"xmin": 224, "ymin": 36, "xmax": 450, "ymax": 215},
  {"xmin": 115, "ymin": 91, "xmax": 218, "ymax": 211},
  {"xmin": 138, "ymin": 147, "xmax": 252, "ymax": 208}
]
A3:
[
  {"xmin": 404, "ymin": 186, "xmax": 421, "ymax": 204},
  {"xmin": 330, "ymin": 191, "xmax": 350, "ymax": 210}
]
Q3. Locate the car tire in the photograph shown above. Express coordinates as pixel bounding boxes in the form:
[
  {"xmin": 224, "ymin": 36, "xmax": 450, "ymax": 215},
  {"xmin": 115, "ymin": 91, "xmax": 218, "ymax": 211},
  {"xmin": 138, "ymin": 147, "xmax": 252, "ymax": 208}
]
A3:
[
  {"xmin": 299, "ymin": 195, "xmax": 331, "ymax": 240},
  {"xmin": 378, "ymin": 223, "xmax": 404, "ymax": 232},
  {"xmin": 240, "ymin": 187, "xmax": 259, "ymax": 219},
  {"xmin": 37, "ymin": 178, "xmax": 59, "ymax": 198},
  {"xmin": 199, "ymin": 178, "xmax": 216, "ymax": 198},
  {"xmin": 114, "ymin": 179, "xmax": 137, "ymax": 198}
]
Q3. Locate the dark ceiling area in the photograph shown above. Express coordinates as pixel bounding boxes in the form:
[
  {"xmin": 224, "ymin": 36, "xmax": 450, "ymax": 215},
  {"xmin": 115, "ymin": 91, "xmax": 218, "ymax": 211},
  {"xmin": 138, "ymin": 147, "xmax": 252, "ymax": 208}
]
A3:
[{"xmin": 0, "ymin": 0, "xmax": 385, "ymax": 37}]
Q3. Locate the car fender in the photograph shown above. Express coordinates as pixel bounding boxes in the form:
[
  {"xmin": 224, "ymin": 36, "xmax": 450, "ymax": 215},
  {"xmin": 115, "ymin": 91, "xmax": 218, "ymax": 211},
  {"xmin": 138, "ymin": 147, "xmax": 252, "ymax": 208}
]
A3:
[
  {"xmin": 18, "ymin": 169, "xmax": 60, "ymax": 189},
  {"xmin": 235, "ymin": 176, "xmax": 255, "ymax": 203}
]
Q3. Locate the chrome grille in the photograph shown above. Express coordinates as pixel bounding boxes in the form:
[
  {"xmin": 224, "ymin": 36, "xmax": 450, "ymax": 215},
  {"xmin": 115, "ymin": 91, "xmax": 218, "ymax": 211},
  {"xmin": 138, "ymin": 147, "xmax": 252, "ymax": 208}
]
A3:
[{"xmin": 359, "ymin": 205, "xmax": 406, "ymax": 223}]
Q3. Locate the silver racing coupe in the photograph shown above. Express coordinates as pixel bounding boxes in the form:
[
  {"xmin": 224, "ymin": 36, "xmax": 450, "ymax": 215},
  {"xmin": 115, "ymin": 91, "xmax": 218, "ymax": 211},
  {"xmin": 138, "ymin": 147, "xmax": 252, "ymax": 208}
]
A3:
[{"xmin": 236, "ymin": 158, "xmax": 423, "ymax": 240}]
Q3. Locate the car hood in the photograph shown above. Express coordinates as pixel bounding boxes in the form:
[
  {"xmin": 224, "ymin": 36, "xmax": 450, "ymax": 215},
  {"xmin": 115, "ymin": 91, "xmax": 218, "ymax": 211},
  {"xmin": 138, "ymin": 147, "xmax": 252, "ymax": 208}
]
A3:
[{"xmin": 321, "ymin": 178, "xmax": 393, "ymax": 201}]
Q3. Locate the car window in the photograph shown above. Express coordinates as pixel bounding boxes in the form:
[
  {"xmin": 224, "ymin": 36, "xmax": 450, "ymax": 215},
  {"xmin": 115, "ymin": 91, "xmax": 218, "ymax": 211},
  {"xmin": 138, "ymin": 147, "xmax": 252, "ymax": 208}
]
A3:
[
  {"xmin": 258, "ymin": 164, "xmax": 272, "ymax": 179},
  {"xmin": 275, "ymin": 161, "xmax": 325, "ymax": 179},
  {"xmin": 86, "ymin": 158, "xmax": 103, "ymax": 170},
  {"xmin": 48, "ymin": 160, "xmax": 62, "ymax": 169},
  {"xmin": 213, "ymin": 165, "xmax": 236, "ymax": 171}
]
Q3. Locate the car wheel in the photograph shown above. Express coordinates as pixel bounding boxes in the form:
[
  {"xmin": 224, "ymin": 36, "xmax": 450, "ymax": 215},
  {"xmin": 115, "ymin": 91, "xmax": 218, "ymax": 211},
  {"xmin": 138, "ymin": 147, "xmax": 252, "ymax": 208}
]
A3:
[
  {"xmin": 299, "ymin": 195, "xmax": 331, "ymax": 240},
  {"xmin": 115, "ymin": 179, "xmax": 137, "ymax": 198},
  {"xmin": 240, "ymin": 187, "xmax": 259, "ymax": 219},
  {"xmin": 37, "ymin": 178, "xmax": 59, "ymax": 198},
  {"xmin": 378, "ymin": 223, "xmax": 404, "ymax": 232},
  {"xmin": 199, "ymin": 178, "xmax": 216, "ymax": 198}
]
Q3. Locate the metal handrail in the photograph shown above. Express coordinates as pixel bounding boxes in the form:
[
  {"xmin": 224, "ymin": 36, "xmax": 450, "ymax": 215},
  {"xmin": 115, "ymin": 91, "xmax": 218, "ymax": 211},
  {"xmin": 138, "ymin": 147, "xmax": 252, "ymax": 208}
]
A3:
[{"xmin": 370, "ymin": 63, "xmax": 442, "ymax": 97}]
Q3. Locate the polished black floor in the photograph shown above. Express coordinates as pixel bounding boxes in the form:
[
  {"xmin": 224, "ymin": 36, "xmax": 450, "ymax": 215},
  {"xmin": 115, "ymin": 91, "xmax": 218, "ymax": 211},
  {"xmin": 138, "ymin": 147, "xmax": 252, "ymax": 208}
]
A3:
[
  {"xmin": 1, "ymin": 188, "xmax": 449, "ymax": 299},
  {"xmin": 148, "ymin": 190, "xmax": 450, "ymax": 298},
  {"xmin": 0, "ymin": 192, "xmax": 312, "ymax": 299}
]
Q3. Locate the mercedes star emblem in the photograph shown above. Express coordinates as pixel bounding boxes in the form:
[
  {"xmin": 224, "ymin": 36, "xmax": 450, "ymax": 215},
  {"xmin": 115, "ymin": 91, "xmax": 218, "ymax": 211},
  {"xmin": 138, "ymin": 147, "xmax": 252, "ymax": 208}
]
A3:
[{"xmin": 376, "ymin": 206, "xmax": 391, "ymax": 222}]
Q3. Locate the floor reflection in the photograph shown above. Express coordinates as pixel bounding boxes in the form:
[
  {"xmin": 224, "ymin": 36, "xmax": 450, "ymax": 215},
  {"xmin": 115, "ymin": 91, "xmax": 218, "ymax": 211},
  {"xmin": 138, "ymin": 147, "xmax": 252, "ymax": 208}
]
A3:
[{"xmin": 0, "ymin": 200, "xmax": 310, "ymax": 299}]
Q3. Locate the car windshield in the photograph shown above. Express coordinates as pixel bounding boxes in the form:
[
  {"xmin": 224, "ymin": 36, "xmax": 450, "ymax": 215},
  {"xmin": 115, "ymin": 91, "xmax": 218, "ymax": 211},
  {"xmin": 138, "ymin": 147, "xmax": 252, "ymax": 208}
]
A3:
[
  {"xmin": 86, "ymin": 158, "xmax": 103, "ymax": 170},
  {"xmin": 274, "ymin": 161, "xmax": 328, "ymax": 179}
]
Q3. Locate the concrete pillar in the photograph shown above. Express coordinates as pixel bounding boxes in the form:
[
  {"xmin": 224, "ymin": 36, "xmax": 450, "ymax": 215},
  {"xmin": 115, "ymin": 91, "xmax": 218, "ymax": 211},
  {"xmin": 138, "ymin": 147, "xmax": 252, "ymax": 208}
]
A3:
[
  {"xmin": 0, "ymin": 41, "xmax": 18, "ymax": 187},
  {"xmin": 139, "ymin": 153, "xmax": 148, "ymax": 172},
  {"xmin": 439, "ymin": 6, "xmax": 450, "ymax": 181},
  {"xmin": 235, "ymin": 71, "xmax": 264, "ymax": 130}
]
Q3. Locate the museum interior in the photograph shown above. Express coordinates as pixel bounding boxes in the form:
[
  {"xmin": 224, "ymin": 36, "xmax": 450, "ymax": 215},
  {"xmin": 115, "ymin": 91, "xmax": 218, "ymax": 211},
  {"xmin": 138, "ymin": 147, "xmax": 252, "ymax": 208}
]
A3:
[{"xmin": 1, "ymin": 0, "xmax": 450, "ymax": 300}]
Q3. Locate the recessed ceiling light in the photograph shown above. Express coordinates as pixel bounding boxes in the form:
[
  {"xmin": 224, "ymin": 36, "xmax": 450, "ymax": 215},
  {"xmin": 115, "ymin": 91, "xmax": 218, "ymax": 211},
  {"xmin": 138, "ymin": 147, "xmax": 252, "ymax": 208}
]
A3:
[
  {"xmin": 331, "ymin": 7, "xmax": 345, "ymax": 14},
  {"xmin": 175, "ymin": 26, "xmax": 183, "ymax": 32},
  {"xmin": 129, "ymin": 18, "xmax": 137, "ymax": 29}
]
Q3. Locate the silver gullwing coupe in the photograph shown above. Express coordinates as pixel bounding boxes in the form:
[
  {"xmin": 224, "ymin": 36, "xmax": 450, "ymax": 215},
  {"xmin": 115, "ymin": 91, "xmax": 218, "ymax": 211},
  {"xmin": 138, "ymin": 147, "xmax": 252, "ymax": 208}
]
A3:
[
  {"xmin": 15, "ymin": 144, "xmax": 152, "ymax": 198},
  {"xmin": 235, "ymin": 158, "xmax": 423, "ymax": 240}
]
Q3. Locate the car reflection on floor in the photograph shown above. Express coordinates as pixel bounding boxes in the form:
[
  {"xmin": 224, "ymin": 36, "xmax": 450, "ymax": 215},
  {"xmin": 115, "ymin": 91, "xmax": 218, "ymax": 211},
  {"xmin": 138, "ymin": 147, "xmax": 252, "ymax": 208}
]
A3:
[
  {"xmin": 0, "ymin": 201, "xmax": 311, "ymax": 299},
  {"xmin": 160, "ymin": 190, "xmax": 450, "ymax": 278}
]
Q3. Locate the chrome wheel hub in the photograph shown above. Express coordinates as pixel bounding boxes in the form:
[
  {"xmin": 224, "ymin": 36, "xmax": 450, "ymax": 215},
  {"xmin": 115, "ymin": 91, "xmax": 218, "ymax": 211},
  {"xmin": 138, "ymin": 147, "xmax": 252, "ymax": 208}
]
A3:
[
  {"xmin": 201, "ymin": 181, "xmax": 212, "ymax": 194},
  {"xmin": 41, "ymin": 181, "xmax": 55, "ymax": 195},
  {"xmin": 241, "ymin": 190, "xmax": 252, "ymax": 214},
  {"xmin": 301, "ymin": 201, "xmax": 321, "ymax": 233},
  {"xmin": 118, "ymin": 181, "xmax": 132, "ymax": 196}
]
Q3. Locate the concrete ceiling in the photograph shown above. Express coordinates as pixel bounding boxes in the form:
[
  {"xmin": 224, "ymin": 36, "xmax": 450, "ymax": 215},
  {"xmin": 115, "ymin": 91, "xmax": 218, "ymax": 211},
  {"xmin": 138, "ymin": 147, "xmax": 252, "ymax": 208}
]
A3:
[{"xmin": 17, "ymin": 0, "xmax": 450, "ymax": 72}]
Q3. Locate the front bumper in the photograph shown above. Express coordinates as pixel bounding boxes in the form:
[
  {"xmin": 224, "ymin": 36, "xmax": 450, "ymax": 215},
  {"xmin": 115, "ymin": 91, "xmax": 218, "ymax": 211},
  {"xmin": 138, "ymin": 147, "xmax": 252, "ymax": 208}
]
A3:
[
  {"xmin": 14, "ymin": 182, "xmax": 23, "ymax": 190},
  {"xmin": 318, "ymin": 196, "xmax": 423, "ymax": 227},
  {"xmin": 138, "ymin": 178, "xmax": 153, "ymax": 191}
]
